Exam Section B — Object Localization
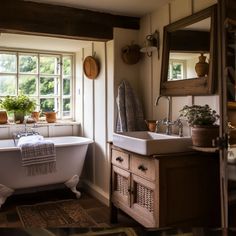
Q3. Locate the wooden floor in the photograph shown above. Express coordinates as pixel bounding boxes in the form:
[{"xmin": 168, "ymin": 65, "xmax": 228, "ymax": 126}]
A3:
[
  {"xmin": 0, "ymin": 187, "xmax": 140, "ymax": 228},
  {"xmin": 1, "ymin": 187, "xmax": 236, "ymax": 235}
]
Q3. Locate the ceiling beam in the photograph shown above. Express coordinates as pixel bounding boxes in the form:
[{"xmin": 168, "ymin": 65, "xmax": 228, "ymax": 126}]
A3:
[{"xmin": 0, "ymin": 0, "xmax": 140, "ymax": 40}]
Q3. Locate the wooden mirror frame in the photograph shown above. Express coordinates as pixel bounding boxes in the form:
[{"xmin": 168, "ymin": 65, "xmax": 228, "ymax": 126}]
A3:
[{"xmin": 160, "ymin": 5, "xmax": 217, "ymax": 96}]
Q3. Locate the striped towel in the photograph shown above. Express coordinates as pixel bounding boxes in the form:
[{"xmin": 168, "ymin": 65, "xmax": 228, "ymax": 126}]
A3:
[{"xmin": 18, "ymin": 136, "xmax": 56, "ymax": 176}]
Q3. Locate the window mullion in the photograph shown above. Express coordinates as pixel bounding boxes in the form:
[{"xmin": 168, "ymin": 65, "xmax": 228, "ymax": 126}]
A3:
[
  {"xmin": 16, "ymin": 52, "xmax": 19, "ymax": 96},
  {"xmin": 60, "ymin": 56, "xmax": 63, "ymax": 119},
  {"xmin": 37, "ymin": 52, "xmax": 40, "ymax": 111}
]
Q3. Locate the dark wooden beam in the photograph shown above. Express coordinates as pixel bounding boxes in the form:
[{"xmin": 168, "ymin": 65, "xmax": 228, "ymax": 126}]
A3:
[
  {"xmin": 226, "ymin": 0, "xmax": 236, "ymax": 20},
  {"xmin": 0, "ymin": 0, "xmax": 140, "ymax": 40},
  {"xmin": 170, "ymin": 30, "xmax": 210, "ymax": 52}
]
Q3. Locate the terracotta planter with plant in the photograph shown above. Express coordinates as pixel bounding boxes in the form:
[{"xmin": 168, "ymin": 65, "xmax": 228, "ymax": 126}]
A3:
[
  {"xmin": 0, "ymin": 95, "xmax": 36, "ymax": 124},
  {"xmin": 180, "ymin": 104, "xmax": 220, "ymax": 147},
  {"xmin": 0, "ymin": 111, "xmax": 8, "ymax": 124}
]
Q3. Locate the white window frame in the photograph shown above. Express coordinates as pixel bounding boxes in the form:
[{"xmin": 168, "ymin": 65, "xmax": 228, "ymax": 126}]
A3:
[
  {"xmin": 0, "ymin": 48, "xmax": 75, "ymax": 120},
  {"xmin": 168, "ymin": 59, "xmax": 187, "ymax": 81}
]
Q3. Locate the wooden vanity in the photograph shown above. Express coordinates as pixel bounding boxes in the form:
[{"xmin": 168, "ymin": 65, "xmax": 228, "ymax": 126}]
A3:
[{"xmin": 110, "ymin": 144, "xmax": 221, "ymax": 228}]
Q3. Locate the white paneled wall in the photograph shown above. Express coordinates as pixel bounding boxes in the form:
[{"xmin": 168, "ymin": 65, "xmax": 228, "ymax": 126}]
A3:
[
  {"xmin": 93, "ymin": 42, "xmax": 109, "ymax": 195},
  {"xmin": 106, "ymin": 40, "xmax": 114, "ymax": 142},
  {"xmin": 113, "ymin": 28, "xmax": 141, "ymax": 128},
  {"xmin": 170, "ymin": 0, "xmax": 192, "ymax": 23},
  {"xmin": 193, "ymin": 0, "xmax": 218, "ymax": 12},
  {"xmin": 79, "ymin": 42, "xmax": 112, "ymax": 204},
  {"xmin": 0, "ymin": 123, "xmax": 80, "ymax": 139},
  {"xmin": 80, "ymin": 30, "xmax": 141, "ymax": 205},
  {"xmin": 139, "ymin": 0, "xmax": 218, "ymax": 135}
]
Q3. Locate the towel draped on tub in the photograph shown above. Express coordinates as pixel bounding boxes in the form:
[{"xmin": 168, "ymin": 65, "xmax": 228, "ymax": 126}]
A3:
[{"xmin": 17, "ymin": 135, "xmax": 56, "ymax": 176}]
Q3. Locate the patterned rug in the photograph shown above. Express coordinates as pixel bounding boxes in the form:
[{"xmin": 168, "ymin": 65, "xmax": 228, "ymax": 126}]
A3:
[{"xmin": 16, "ymin": 199, "xmax": 98, "ymax": 227}]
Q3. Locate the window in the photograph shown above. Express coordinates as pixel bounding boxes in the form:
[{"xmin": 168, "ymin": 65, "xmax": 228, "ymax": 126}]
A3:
[
  {"xmin": 168, "ymin": 59, "xmax": 187, "ymax": 81},
  {"xmin": 0, "ymin": 50, "xmax": 74, "ymax": 119}
]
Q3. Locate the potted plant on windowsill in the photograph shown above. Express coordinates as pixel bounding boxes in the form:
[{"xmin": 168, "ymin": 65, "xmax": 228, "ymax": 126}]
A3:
[
  {"xmin": 179, "ymin": 104, "xmax": 220, "ymax": 147},
  {"xmin": 0, "ymin": 95, "xmax": 36, "ymax": 124}
]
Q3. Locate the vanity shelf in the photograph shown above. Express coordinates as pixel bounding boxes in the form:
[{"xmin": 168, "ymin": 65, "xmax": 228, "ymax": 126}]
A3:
[
  {"xmin": 191, "ymin": 146, "xmax": 219, "ymax": 153},
  {"xmin": 110, "ymin": 144, "xmax": 221, "ymax": 228}
]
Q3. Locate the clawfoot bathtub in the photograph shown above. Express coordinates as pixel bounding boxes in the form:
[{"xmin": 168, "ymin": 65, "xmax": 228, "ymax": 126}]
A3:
[{"xmin": 0, "ymin": 136, "xmax": 93, "ymax": 208}]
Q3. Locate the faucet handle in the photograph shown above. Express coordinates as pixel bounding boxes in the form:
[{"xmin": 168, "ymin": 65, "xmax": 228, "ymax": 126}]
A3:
[
  {"xmin": 174, "ymin": 119, "xmax": 183, "ymax": 137},
  {"xmin": 155, "ymin": 120, "xmax": 161, "ymax": 133}
]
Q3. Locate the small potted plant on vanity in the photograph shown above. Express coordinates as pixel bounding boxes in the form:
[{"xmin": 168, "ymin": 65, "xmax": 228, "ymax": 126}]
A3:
[
  {"xmin": 0, "ymin": 95, "xmax": 36, "ymax": 124},
  {"xmin": 179, "ymin": 104, "xmax": 220, "ymax": 147}
]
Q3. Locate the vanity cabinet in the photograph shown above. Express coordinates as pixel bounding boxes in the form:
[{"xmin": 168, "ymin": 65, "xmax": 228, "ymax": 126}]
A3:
[{"xmin": 110, "ymin": 145, "xmax": 221, "ymax": 228}]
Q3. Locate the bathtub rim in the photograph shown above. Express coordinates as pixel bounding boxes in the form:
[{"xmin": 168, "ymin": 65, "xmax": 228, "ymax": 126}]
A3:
[{"xmin": 0, "ymin": 136, "xmax": 93, "ymax": 152}]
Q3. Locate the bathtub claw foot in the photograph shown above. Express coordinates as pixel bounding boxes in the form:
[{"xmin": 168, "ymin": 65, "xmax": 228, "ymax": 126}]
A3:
[
  {"xmin": 0, "ymin": 184, "xmax": 14, "ymax": 208},
  {"xmin": 64, "ymin": 175, "xmax": 81, "ymax": 199}
]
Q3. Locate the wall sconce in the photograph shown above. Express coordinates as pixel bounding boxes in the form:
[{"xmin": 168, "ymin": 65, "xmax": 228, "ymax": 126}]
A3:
[{"xmin": 140, "ymin": 30, "xmax": 160, "ymax": 58}]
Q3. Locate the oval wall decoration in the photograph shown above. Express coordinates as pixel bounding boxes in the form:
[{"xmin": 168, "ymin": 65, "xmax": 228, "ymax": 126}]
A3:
[{"xmin": 83, "ymin": 56, "xmax": 100, "ymax": 79}]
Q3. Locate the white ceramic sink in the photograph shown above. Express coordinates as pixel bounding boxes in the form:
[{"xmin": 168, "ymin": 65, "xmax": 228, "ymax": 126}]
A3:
[{"xmin": 113, "ymin": 131, "xmax": 192, "ymax": 155}]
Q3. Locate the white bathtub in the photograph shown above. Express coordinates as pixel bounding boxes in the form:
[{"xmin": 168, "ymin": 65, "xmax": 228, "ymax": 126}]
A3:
[{"xmin": 0, "ymin": 136, "xmax": 93, "ymax": 208}]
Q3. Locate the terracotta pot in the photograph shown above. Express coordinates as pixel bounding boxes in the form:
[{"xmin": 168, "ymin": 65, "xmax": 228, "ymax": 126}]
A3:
[
  {"xmin": 191, "ymin": 125, "xmax": 219, "ymax": 147},
  {"xmin": 145, "ymin": 120, "xmax": 156, "ymax": 132},
  {"xmin": 195, "ymin": 53, "xmax": 209, "ymax": 77},
  {"xmin": 0, "ymin": 111, "xmax": 8, "ymax": 124},
  {"xmin": 44, "ymin": 112, "xmax": 57, "ymax": 123},
  {"xmin": 31, "ymin": 111, "xmax": 40, "ymax": 122}
]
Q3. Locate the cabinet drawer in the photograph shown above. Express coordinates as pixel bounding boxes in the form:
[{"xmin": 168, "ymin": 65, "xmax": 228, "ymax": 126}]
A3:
[
  {"xmin": 130, "ymin": 155, "xmax": 156, "ymax": 181},
  {"xmin": 112, "ymin": 149, "xmax": 129, "ymax": 169}
]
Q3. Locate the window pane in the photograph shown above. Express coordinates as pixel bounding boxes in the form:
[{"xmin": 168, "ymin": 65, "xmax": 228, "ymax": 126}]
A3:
[
  {"xmin": 40, "ymin": 98, "xmax": 56, "ymax": 112},
  {"xmin": 172, "ymin": 62, "xmax": 183, "ymax": 79},
  {"xmin": 63, "ymin": 78, "xmax": 70, "ymax": 95},
  {"xmin": 63, "ymin": 98, "xmax": 71, "ymax": 117},
  {"xmin": 0, "ymin": 53, "xmax": 17, "ymax": 73},
  {"xmin": 40, "ymin": 77, "xmax": 57, "ymax": 95},
  {"xmin": 40, "ymin": 56, "xmax": 60, "ymax": 75},
  {"xmin": 19, "ymin": 54, "xmax": 38, "ymax": 74},
  {"xmin": 0, "ymin": 75, "xmax": 16, "ymax": 95},
  {"xmin": 63, "ymin": 56, "xmax": 72, "ymax": 76},
  {"xmin": 19, "ymin": 75, "xmax": 37, "ymax": 95}
]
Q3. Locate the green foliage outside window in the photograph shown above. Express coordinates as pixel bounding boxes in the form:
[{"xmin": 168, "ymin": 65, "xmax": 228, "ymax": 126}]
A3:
[
  {"xmin": 0, "ymin": 53, "xmax": 17, "ymax": 73},
  {"xmin": 19, "ymin": 55, "xmax": 37, "ymax": 73},
  {"xmin": 19, "ymin": 76, "xmax": 37, "ymax": 95},
  {"xmin": 0, "ymin": 76, "xmax": 16, "ymax": 95},
  {"xmin": 40, "ymin": 77, "xmax": 55, "ymax": 95},
  {"xmin": 0, "ymin": 52, "xmax": 72, "ymax": 117}
]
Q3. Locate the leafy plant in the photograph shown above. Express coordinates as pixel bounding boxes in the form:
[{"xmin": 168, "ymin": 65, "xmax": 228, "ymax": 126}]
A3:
[
  {"xmin": 0, "ymin": 95, "xmax": 36, "ymax": 115},
  {"xmin": 179, "ymin": 104, "xmax": 219, "ymax": 126}
]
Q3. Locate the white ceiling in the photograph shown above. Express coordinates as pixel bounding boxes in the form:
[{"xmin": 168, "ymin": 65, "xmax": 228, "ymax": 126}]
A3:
[{"xmin": 26, "ymin": 0, "xmax": 170, "ymax": 17}]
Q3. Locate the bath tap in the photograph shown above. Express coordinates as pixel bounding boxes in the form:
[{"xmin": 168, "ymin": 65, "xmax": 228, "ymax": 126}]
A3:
[
  {"xmin": 12, "ymin": 117, "xmax": 40, "ymax": 145},
  {"xmin": 13, "ymin": 129, "xmax": 40, "ymax": 145}
]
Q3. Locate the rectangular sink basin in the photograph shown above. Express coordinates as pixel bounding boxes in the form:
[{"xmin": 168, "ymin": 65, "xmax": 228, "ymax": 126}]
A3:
[{"xmin": 113, "ymin": 131, "xmax": 192, "ymax": 155}]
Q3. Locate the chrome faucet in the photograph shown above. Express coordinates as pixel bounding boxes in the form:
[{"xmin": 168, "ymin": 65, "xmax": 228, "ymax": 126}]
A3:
[
  {"xmin": 155, "ymin": 95, "xmax": 172, "ymax": 135},
  {"xmin": 155, "ymin": 95, "xmax": 184, "ymax": 137},
  {"xmin": 12, "ymin": 117, "xmax": 40, "ymax": 145}
]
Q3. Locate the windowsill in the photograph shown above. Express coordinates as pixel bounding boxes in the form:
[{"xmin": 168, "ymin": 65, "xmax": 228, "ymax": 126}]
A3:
[{"xmin": 0, "ymin": 120, "xmax": 80, "ymax": 128}]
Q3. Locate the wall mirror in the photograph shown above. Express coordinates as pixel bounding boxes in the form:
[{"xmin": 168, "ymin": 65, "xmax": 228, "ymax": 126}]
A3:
[{"xmin": 160, "ymin": 5, "xmax": 217, "ymax": 96}]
